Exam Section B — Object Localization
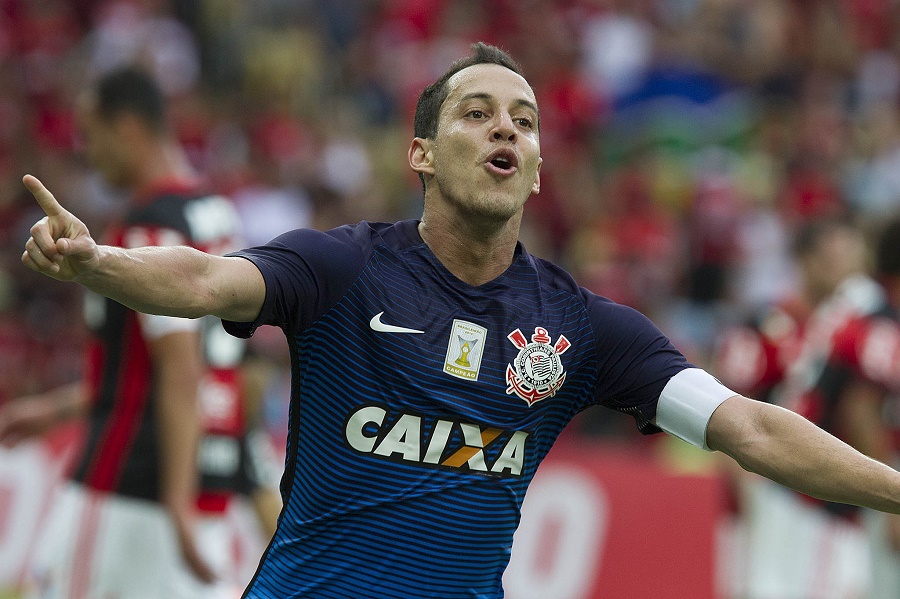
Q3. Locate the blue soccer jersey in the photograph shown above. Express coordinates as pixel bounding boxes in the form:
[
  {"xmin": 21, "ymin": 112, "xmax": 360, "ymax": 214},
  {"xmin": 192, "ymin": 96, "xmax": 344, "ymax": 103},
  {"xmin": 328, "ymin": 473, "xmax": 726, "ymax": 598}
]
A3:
[{"xmin": 224, "ymin": 220, "xmax": 691, "ymax": 598}]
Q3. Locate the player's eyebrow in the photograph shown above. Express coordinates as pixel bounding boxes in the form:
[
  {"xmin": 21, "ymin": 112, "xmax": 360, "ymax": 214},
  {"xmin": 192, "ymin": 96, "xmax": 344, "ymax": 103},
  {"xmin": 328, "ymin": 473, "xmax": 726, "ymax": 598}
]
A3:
[{"xmin": 458, "ymin": 92, "xmax": 538, "ymax": 116}]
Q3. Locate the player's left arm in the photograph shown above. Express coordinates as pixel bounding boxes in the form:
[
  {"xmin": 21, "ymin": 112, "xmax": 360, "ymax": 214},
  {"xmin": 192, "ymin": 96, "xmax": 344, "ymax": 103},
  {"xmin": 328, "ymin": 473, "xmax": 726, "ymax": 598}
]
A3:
[
  {"xmin": 150, "ymin": 329, "xmax": 215, "ymax": 582},
  {"xmin": 706, "ymin": 394, "xmax": 900, "ymax": 514}
]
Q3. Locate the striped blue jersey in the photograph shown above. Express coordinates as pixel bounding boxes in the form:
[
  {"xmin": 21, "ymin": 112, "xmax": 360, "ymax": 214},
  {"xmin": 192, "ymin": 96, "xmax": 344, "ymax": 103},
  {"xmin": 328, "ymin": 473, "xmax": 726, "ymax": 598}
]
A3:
[{"xmin": 224, "ymin": 220, "xmax": 690, "ymax": 598}]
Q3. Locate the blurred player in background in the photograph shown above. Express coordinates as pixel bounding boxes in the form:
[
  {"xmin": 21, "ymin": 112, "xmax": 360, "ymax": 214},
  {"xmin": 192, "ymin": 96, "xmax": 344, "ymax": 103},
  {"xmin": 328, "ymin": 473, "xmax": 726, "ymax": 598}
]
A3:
[
  {"xmin": 777, "ymin": 218, "xmax": 884, "ymax": 598},
  {"xmin": 822, "ymin": 217, "xmax": 900, "ymax": 599},
  {"xmin": 0, "ymin": 67, "xmax": 278, "ymax": 598},
  {"xmin": 15, "ymin": 43, "xmax": 900, "ymax": 598},
  {"xmin": 716, "ymin": 217, "xmax": 878, "ymax": 598},
  {"xmin": 715, "ymin": 218, "xmax": 878, "ymax": 599}
]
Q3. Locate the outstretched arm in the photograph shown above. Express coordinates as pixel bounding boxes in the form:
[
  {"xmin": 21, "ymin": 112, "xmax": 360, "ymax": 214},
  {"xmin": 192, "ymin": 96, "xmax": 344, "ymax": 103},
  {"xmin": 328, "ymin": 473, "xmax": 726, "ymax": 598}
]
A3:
[
  {"xmin": 707, "ymin": 395, "xmax": 900, "ymax": 514},
  {"xmin": 21, "ymin": 175, "xmax": 265, "ymax": 322}
]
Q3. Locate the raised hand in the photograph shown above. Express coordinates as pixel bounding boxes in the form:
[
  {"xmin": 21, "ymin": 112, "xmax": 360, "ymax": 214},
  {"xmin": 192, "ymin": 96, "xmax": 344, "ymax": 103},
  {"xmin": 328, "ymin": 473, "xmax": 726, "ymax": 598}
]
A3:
[{"xmin": 21, "ymin": 174, "xmax": 99, "ymax": 281}]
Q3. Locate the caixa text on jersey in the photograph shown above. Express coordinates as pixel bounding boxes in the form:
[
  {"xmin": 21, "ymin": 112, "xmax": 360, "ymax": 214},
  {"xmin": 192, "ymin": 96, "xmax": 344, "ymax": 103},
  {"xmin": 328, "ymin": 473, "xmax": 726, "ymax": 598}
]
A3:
[{"xmin": 343, "ymin": 405, "xmax": 530, "ymax": 477}]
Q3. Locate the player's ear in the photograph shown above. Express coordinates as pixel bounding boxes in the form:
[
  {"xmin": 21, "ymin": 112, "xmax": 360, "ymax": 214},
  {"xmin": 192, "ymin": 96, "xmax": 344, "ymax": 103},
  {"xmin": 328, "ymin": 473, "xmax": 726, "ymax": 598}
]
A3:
[
  {"xmin": 531, "ymin": 156, "xmax": 542, "ymax": 195},
  {"xmin": 409, "ymin": 137, "xmax": 435, "ymax": 179}
]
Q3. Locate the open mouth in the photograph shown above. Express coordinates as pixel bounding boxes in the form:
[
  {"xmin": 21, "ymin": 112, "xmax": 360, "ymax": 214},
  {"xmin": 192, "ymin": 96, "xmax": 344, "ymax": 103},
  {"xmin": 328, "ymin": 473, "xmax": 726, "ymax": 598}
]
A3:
[{"xmin": 485, "ymin": 149, "xmax": 518, "ymax": 175}]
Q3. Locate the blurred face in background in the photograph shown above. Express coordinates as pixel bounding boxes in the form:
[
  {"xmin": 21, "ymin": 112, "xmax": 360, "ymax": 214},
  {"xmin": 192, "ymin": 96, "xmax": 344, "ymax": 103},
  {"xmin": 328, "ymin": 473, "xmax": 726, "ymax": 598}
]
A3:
[
  {"xmin": 76, "ymin": 93, "xmax": 135, "ymax": 188},
  {"xmin": 799, "ymin": 225, "xmax": 867, "ymax": 304}
]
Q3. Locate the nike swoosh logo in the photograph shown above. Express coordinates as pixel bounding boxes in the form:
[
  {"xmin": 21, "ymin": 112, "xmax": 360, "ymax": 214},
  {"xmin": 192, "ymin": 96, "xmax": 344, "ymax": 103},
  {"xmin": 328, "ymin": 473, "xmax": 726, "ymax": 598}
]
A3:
[{"xmin": 369, "ymin": 312, "xmax": 425, "ymax": 334}]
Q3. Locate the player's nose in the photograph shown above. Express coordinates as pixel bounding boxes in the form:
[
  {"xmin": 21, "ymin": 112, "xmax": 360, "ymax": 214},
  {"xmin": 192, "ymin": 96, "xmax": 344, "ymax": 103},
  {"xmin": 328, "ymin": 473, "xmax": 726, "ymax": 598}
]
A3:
[{"xmin": 491, "ymin": 112, "xmax": 517, "ymax": 143}]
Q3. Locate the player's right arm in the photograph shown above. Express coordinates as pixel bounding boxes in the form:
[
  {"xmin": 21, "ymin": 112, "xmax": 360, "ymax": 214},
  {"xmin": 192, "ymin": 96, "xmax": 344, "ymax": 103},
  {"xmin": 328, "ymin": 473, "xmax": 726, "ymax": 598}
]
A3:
[{"xmin": 21, "ymin": 175, "xmax": 265, "ymax": 323}]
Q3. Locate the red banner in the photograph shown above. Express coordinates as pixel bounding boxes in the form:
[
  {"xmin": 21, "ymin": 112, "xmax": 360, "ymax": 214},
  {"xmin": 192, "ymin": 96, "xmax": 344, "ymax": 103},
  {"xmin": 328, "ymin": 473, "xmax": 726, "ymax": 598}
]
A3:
[{"xmin": 505, "ymin": 439, "xmax": 726, "ymax": 599}]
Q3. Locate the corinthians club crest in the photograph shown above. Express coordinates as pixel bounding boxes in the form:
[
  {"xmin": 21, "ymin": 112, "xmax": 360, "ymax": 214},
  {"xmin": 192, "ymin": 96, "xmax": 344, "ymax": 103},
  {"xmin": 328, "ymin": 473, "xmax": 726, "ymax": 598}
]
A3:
[{"xmin": 506, "ymin": 327, "xmax": 571, "ymax": 406}]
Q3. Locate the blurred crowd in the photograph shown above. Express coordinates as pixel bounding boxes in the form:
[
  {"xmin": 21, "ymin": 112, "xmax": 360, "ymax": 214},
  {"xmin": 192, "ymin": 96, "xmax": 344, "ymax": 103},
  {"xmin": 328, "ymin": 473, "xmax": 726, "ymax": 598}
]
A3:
[{"xmin": 1, "ymin": 0, "xmax": 900, "ymax": 441}]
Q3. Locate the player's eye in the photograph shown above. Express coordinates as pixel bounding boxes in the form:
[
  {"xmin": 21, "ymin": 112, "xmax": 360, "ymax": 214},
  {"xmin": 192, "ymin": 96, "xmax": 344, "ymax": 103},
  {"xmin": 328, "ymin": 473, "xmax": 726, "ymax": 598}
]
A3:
[
  {"xmin": 467, "ymin": 110, "xmax": 486, "ymax": 119},
  {"xmin": 516, "ymin": 118, "xmax": 533, "ymax": 129}
]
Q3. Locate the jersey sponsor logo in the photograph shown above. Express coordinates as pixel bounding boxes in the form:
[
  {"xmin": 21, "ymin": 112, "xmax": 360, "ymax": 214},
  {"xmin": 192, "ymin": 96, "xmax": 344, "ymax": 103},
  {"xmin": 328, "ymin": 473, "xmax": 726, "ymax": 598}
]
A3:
[
  {"xmin": 369, "ymin": 311, "xmax": 425, "ymax": 334},
  {"xmin": 443, "ymin": 319, "xmax": 487, "ymax": 381},
  {"xmin": 506, "ymin": 327, "xmax": 570, "ymax": 406},
  {"xmin": 344, "ymin": 405, "xmax": 529, "ymax": 476}
]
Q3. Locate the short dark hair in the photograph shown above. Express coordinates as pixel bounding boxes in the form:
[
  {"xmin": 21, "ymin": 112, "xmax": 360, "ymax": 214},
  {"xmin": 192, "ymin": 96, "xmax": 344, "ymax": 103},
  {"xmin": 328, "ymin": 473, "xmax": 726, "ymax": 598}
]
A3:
[
  {"xmin": 412, "ymin": 42, "xmax": 535, "ymax": 190},
  {"xmin": 791, "ymin": 216, "xmax": 858, "ymax": 258},
  {"xmin": 95, "ymin": 67, "xmax": 166, "ymax": 133},
  {"xmin": 876, "ymin": 217, "xmax": 900, "ymax": 276}
]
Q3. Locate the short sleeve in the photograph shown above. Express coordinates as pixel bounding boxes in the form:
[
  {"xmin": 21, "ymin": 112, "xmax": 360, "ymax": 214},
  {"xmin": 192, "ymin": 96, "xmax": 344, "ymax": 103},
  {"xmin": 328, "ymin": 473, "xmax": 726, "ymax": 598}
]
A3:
[
  {"xmin": 221, "ymin": 226, "xmax": 368, "ymax": 338},
  {"xmin": 585, "ymin": 293, "xmax": 692, "ymax": 434},
  {"xmin": 831, "ymin": 316, "xmax": 900, "ymax": 390}
]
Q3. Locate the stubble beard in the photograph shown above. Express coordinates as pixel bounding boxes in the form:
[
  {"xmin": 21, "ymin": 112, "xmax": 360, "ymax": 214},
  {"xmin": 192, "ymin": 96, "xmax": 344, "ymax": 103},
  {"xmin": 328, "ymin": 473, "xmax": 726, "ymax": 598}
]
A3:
[
  {"xmin": 427, "ymin": 157, "xmax": 532, "ymax": 238},
  {"xmin": 445, "ymin": 188, "xmax": 528, "ymax": 241},
  {"xmin": 441, "ymin": 171, "xmax": 529, "ymax": 224}
]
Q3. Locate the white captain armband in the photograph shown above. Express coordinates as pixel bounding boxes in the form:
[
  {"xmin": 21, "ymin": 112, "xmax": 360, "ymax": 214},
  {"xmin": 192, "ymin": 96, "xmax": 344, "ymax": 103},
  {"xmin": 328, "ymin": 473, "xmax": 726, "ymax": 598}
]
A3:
[{"xmin": 654, "ymin": 368, "xmax": 737, "ymax": 451}]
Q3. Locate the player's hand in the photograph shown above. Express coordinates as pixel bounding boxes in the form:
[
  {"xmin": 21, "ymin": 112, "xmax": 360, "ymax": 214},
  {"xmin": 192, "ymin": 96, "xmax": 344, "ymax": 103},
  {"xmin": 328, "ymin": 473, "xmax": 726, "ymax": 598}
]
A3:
[
  {"xmin": 21, "ymin": 174, "xmax": 99, "ymax": 281},
  {"xmin": 0, "ymin": 394, "xmax": 62, "ymax": 448},
  {"xmin": 169, "ymin": 504, "xmax": 217, "ymax": 583}
]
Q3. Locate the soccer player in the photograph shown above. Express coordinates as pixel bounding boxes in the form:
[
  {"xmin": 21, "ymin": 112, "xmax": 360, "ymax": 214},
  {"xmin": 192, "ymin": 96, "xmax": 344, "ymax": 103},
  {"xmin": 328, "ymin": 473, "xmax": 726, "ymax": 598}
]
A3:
[
  {"xmin": 17, "ymin": 43, "xmax": 900, "ymax": 598},
  {"xmin": 0, "ymin": 67, "xmax": 264, "ymax": 598},
  {"xmin": 715, "ymin": 218, "xmax": 879, "ymax": 597},
  {"xmin": 809, "ymin": 217, "xmax": 900, "ymax": 599}
]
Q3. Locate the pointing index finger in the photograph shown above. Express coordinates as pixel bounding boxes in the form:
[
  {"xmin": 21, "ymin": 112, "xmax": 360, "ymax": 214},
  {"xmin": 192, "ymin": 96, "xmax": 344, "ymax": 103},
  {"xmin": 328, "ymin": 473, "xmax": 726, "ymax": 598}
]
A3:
[{"xmin": 23, "ymin": 174, "xmax": 66, "ymax": 217}]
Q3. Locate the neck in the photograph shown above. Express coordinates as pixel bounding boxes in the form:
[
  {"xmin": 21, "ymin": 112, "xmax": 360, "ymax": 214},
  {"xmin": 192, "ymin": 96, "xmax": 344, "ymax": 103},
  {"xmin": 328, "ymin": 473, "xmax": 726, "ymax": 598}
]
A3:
[
  {"xmin": 132, "ymin": 139, "xmax": 195, "ymax": 191},
  {"xmin": 418, "ymin": 206, "xmax": 522, "ymax": 287}
]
